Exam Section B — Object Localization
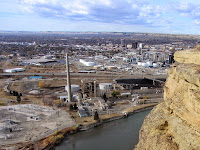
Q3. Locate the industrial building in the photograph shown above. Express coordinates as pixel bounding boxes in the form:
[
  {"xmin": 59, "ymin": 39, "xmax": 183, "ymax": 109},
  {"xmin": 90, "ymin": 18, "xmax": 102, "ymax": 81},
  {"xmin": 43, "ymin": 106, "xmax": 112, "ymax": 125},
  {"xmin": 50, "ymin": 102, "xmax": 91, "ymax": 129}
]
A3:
[
  {"xmin": 4, "ymin": 68, "xmax": 25, "ymax": 73},
  {"xmin": 79, "ymin": 59, "xmax": 95, "ymax": 66}
]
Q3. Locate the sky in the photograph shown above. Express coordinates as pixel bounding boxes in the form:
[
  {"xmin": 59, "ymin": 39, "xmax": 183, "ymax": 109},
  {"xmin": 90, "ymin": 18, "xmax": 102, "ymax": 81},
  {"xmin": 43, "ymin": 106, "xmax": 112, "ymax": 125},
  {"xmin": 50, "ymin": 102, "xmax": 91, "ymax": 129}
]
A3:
[{"xmin": 1, "ymin": 0, "xmax": 200, "ymax": 34}]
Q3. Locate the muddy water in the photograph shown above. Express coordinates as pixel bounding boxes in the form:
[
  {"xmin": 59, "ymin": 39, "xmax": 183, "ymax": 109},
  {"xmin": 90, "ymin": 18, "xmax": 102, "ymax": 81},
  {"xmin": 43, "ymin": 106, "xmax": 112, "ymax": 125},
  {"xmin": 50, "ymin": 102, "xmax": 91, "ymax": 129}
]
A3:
[{"xmin": 56, "ymin": 109, "xmax": 151, "ymax": 150}]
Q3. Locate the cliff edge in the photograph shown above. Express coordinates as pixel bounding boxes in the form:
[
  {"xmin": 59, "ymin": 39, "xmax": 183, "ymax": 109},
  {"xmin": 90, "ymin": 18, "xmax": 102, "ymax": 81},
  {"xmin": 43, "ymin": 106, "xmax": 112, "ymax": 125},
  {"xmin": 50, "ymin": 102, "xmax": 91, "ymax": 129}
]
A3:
[{"xmin": 135, "ymin": 48, "xmax": 200, "ymax": 150}]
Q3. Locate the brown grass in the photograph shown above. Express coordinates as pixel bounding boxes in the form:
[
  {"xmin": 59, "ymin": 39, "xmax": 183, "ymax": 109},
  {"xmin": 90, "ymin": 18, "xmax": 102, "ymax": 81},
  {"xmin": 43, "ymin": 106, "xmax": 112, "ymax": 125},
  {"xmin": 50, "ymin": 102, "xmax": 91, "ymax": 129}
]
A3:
[
  {"xmin": 100, "ymin": 113, "xmax": 121, "ymax": 120},
  {"xmin": 114, "ymin": 101, "xmax": 129, "ymax": 106},
  {"xmin": 122, "ymin": 103, "xmax": 157, "ymax": 113},
  {"xmin": 69, "ymin": 110, "xmax": 96, "ymax": 125},
  {"xmin": 0, "ymin": 100, "xmax": 7, "ymax": 106},
  {"xmin": 39, "ymin": 127, "xmax": 75, "ymax": 149}
]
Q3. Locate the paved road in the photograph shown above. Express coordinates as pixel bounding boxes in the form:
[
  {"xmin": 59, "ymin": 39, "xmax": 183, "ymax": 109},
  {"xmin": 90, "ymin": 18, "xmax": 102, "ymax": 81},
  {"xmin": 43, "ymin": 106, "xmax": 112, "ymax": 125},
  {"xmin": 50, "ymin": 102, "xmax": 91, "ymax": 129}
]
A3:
[{"xmin": 0, "ymin": 72, "xmax": 168, "ymax": 79}]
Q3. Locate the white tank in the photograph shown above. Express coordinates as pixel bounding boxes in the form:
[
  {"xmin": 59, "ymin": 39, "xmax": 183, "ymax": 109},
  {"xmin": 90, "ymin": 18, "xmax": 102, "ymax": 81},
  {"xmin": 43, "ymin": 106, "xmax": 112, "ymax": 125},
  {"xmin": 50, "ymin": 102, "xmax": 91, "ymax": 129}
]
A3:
[
  {"xmin": 153, "ymin": 63, "xmax": 159, "ymax": 67},
  {"xmin": 137, "ymin": 62, "xmax": 142, "ymax": 66},
  {"xmin": 65, "ymin": 84, "xmax": 80, "ymax": 93},
  {"xmin": 123, "ymin": 57, "xmax": 129, "ymax": 62},
  {"xmin": 146, "ymin": 61, "xmax": 153, "ymax": 66},
  {"xmin": 85, "ymin": 62, "xmax": 95, "ymax": 66},
  {"xmin": 79, "ymin": 59, "xmax": 85, "ymax": 63},
  {"xmin": 141, "ymin": 62, "xmax": 148, "ymax": 67},
  {"xmin": 99, "ymin": 83, "xmax": 113, "ymax": 90}
]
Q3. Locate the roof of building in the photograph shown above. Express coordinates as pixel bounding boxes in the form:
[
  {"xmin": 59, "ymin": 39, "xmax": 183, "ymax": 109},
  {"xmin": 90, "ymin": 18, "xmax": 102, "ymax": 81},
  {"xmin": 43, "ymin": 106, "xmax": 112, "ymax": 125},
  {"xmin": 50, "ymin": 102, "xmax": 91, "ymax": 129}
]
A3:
[
  {"xmin": 78, "ymin": 109, "xmax": 88, "ymax": 117},
  {"xmin": 29, "ymin": 76, "xmax": 42, "ymax": 79}
]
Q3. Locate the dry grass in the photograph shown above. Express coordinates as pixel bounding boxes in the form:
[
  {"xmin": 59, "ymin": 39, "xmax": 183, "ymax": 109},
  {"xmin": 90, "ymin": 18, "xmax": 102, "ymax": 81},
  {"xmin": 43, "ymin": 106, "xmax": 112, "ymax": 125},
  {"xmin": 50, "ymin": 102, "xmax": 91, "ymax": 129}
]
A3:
[
  {"xmin": 0, "ymin": 90, "xmax": 43, "ymax": 105},
  {"xmin": 100, "ymin": 113, "xmax": 121, "ymax": 120},
  {"xmin": 39, "ymin": 127, "xmax": 75, "ymax": 149},
  {"xmin": 9, "ymin": 82, "xmax": 21, "ymax": 92},
  {"xmin": 0, "ymin": 91, "xmax": 15, "ymax": 99},
  {"xmin": 114, "ymin": 101, "xmax": 129, "ymax": 106},
  {"xmin": 40, "ymin": 79, "xmax": 67, "ymax": 87},
  {"xmin": 0, "ymin": 100, "xmax": 7, "ymax": 106},
  {"xmin": 122, "ymin": 103, "xmax": 157, "ymax": 113},
  {"xmin": 69, "ymin": 111, "xmax": 96, "ymax": 125}
]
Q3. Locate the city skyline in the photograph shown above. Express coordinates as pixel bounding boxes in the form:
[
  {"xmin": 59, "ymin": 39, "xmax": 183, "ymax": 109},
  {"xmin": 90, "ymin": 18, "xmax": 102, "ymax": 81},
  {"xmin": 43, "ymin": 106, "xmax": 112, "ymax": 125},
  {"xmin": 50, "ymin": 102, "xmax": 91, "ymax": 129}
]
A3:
[{"xmin": 1, "ymin": 0, "xmax": 200, "ymax": 35}]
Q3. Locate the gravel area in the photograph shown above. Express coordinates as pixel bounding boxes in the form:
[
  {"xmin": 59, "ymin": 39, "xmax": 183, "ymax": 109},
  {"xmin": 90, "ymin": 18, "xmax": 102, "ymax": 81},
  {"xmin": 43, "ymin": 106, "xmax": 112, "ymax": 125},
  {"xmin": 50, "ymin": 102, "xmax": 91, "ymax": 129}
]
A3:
[{"xmin": 0, "ymin": 104, "xmax": 75, "ymax": 146}]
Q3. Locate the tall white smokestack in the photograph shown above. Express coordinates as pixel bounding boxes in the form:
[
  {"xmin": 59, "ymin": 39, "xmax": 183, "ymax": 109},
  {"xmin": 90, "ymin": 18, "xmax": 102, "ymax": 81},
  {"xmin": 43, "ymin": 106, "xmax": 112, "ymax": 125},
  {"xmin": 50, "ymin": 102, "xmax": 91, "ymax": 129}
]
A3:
[
  {"xmin": 94, "ymin": 81, "xmax": 97, "ymax": 97},
  {"xmin": 66, "ymin": 53, "xmax": 72, "ymax": 102}
]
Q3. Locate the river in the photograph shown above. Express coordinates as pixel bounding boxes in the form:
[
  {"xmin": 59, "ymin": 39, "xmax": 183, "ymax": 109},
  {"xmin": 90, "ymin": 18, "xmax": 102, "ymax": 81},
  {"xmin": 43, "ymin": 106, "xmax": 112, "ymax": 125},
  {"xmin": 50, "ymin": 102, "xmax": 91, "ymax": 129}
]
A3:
[{"xmin": 56, "ymin": 109, "xmax": 151, "ymax": 150}]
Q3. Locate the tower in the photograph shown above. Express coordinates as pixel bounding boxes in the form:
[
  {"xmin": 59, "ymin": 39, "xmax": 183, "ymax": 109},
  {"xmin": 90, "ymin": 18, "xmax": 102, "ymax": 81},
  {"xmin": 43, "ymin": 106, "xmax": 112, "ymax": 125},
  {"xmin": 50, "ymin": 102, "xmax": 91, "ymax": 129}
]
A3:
[
  {"xmin": 169, "ymin": 53, "xmax": 175, "ymax": 64},
  {"xmin": 139, "ymin": 43, "xmax": 144, "ymax": 49},
  {"xmin": 66, "ymin": 53, "xmax": 72, "ymax": 102},
  {"xmin": 121, "ymin": 39, "xmax": 125, "ymax": 47},
  {"xmin": 132, "ymin": 41, "xmax": 138, "ymax": 49}
]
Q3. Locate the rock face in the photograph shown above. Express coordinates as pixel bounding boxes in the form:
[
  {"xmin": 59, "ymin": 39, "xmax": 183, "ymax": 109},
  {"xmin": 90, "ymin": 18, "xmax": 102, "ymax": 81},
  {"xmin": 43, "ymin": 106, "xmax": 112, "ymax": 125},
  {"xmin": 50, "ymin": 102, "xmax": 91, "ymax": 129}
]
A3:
[{"xmin": 135, "ymin": 49, "xmax": 200, "ymax": 150}]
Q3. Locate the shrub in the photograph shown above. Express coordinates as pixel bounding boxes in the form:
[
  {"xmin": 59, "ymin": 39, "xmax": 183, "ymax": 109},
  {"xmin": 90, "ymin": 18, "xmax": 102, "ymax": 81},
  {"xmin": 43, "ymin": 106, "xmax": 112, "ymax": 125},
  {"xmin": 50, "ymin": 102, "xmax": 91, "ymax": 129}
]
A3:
[
  {"xmin": 111, "ymin": 90, "xmax": 120, "ymax": 98},
  {"xmin": 94, "ymin": 111, "xmax": 99, "ymax": 120},
  {"xmin": 38, "ymin": 81, "xmax": 45, "ymax": 88},
  {"xmin": 69, "ymin": 104, "xmax": 73, "ymax": 111}
]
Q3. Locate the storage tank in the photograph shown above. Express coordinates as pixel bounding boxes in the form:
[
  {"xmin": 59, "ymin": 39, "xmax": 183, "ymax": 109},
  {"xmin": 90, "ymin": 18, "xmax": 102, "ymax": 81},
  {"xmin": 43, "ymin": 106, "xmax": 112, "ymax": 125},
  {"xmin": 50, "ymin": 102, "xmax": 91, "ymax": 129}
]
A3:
[
  {"xmin": 137, "ymin": 62, "xmax": 142, "ymax": 66},
  {"xmin": 79, "ymin": 59, "xmax": 85, "ymax": 63},
  {"xmin": 65, "ymin": 84, "xmax": 80, "ymax": 93},
  {"xmin": 99, "ymin": 83, "xmax": 113, "ymax": 90},
  {"xmin": 146, "ymin": 61, "xmax": 153, "ymax": 66},
  {"xmin": 141, "ymin": 62, "xmax": 148, "ymax": 67},
  {"xmin": 153, "ymin": 63, "xmax": 159, "ymax": 68},
  {"xmin": 85, "ymin": 62, "xmax": 95, "ymax": 66},
  {"xmin": 123, "ymin": 57, "xmax": 129, "ymax": 62}
]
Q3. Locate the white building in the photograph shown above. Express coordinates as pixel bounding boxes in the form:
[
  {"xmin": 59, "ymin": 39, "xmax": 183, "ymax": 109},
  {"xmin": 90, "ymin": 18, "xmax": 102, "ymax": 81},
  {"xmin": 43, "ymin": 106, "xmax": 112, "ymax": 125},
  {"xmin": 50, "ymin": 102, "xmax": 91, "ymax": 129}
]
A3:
[
  {"xmin": 139, "ymin": 43, "xmax": 144, "ymax": 49},
  {"xmin": 79, "ymin": 59, "xmax": 95, "ymax": 66},
  {"xmin": 4, "ymin": 68, "xmax": 25, "ymax": 73},
  {"xmin": 65, "ymin": 84, "xmax": 80, "ymax": 93},
  {"xmin": 99, "ymin": 83, "xmax": 113, "ymax": 90}
]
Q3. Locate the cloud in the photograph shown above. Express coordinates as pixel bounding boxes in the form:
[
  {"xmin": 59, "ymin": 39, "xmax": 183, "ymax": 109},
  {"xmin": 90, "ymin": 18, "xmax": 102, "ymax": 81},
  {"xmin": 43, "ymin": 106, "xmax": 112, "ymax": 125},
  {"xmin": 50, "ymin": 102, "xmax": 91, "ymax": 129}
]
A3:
[
  {"xmin": 172, "ymin": 2, "xmax": 200, "ymax": 19},
  {"xmin": 12, "ymin": 0, "xmax": 200, "ymax": 34},
  {"xmin": 193, "ymin": 19, "xmax": 200, "ymax": 25},
  {"xmin": 176, "ymin": 3, "xmax": 194, "ymax": 12},
  {"xmin": 18, "ymin": 0, "xmax": 166, "ymax": 26},
  {"xmin": 138, "ymin": 5, "xmax": 163, "ymax": 24}
]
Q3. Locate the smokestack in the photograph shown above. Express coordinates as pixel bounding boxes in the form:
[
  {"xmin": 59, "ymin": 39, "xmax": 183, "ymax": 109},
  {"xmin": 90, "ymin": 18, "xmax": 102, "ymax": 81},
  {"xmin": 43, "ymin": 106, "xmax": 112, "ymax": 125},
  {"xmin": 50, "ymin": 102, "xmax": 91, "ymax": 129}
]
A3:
[
  {"xmin": 94, "ymin": 81, "xmax": 97, "ymax": 97},
  {"xmin": 66, "ymin": 53, "xmax": 72, "ymax": 102}
]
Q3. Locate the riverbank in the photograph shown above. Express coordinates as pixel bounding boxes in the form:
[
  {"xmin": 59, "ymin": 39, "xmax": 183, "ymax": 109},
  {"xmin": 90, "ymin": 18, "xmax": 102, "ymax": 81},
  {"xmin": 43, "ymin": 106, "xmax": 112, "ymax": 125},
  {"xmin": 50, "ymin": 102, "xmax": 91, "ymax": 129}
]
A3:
[
  {"xmin": 1, "ymin": 103, "xmax": 157, "ymax": 150},
  {"xmin": 80, "ymin": 103, "xmax": 156, "ymax": 131}
]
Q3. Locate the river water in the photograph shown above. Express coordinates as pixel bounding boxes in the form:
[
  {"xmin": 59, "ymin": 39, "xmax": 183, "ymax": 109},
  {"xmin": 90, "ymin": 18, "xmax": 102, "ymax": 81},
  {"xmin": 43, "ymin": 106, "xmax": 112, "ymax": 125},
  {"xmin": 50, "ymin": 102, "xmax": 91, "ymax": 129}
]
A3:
[{"xmin": 56, "ymin": 109, "xmax": 151, "ymax": 150}]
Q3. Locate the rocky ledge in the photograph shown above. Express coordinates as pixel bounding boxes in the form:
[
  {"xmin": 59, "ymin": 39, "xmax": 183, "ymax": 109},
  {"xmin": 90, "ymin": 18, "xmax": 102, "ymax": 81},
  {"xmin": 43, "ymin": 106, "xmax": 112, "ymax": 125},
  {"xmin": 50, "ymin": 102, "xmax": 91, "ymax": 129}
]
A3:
[{"xmin": 135, "ymin": 48, "xmax": 200, "ymax": 150}]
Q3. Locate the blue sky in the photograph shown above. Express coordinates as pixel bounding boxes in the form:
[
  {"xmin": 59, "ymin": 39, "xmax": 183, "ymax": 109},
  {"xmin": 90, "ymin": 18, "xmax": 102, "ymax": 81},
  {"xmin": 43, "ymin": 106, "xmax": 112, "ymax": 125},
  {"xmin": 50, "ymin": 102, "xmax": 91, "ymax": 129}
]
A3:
[{"xmin": 1, "ymin": 0, "xmax": 200, "ymax": 34}]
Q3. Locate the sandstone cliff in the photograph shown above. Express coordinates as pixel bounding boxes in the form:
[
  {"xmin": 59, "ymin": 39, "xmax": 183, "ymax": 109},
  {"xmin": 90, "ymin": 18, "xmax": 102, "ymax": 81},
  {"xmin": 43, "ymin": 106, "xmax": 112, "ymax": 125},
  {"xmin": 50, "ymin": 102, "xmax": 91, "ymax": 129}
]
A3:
[{"xmin": 135, "ymin": 49, "xmax": 200, "ymax": 150}]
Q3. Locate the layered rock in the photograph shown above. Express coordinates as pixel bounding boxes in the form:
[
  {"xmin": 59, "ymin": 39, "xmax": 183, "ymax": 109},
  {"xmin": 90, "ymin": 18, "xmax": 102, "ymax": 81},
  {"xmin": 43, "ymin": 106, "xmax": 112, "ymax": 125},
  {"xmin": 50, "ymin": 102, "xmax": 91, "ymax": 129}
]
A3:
[{"xmin": 135, "ymin": 48, "xmax": 200, "ymax": 150}]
